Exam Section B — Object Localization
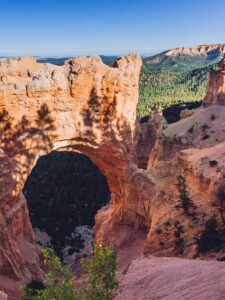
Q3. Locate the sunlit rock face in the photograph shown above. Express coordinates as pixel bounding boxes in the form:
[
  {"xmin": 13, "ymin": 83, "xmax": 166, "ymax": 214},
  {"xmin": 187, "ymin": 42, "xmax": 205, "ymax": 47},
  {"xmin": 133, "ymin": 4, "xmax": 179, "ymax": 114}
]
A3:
[
  {"xmin": 203, "ymin": 56, "xmax": 225, "ymax": 105},
  {"xmin": 0, "ymin": 54, "xmax": 142, "ymax": 288}
]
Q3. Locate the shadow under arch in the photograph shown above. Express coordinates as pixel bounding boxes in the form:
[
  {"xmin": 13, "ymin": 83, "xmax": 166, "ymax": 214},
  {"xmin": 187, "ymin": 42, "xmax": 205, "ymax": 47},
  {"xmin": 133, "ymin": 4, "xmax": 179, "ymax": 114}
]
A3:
[{"xmin": 23, "ymin": 150, "xmax": 111, "ymax": 260}]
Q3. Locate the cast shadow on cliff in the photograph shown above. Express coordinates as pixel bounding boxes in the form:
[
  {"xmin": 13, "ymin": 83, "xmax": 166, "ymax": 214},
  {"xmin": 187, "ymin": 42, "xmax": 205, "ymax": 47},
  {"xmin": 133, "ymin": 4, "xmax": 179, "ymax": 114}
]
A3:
[
  {"xmin": 81, "ymin": 88, "xmax": 132, "ymax": 150},
  {"xmin": 0, "ymin": 104, "xmax": 57, "ymax": 200}
]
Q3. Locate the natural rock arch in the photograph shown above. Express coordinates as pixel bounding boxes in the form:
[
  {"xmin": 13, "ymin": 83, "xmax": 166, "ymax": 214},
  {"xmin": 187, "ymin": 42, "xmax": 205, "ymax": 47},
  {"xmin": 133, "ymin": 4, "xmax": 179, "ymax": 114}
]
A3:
[{"xmin": 0, "ymin": 54, "xmax": 142, "ymax": 282}]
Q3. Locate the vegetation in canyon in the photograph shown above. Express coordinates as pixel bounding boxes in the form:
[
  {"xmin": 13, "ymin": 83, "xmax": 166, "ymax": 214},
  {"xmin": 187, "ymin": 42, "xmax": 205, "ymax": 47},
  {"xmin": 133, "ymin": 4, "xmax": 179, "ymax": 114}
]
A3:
[
  {"xmin": 218, "ymin": 185, "xmax": 225, "ymax": 226},
  {"xmin": 23, "ymin": 246, "xmax": 118, "ymax": 300},
  {"xmin": 137, "ymin": 64, "xmax": 215, "ymax": 117},
  {"xmin": 23, "ymin": 248, "xmax": 75, "ymax": 300},
  {"xmin": 137, "ymin": 47, "xmax": 224, "ymax": 117},
  {"xmin": 177, "ymin": 175, "xmax": 195, "ymax": 216},
  {"xmin": 197, "ymin": 216, "xmax": 222, "ymax": 254},
  {"xmin": 79, "ymin": 245, "xmax": 119, "ymax": 300},
  {"xmin": 23, "ymin": 152, "xmax": 110, "ymax": 258}
]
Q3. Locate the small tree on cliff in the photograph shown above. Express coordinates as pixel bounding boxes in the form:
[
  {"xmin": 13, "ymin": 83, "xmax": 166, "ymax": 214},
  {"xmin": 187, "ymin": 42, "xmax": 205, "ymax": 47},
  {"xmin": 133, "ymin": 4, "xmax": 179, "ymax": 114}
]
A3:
[
  {"xmin": 218, "ymin": 185, "xmax": 225, "ymax": 227},
  {"xmin": 197, "ymin": 216, "xmax": 221, "ymax": 253},
  {"xmin": 177, "ymin": 175, "xmax": 194, "ymax": 215}
]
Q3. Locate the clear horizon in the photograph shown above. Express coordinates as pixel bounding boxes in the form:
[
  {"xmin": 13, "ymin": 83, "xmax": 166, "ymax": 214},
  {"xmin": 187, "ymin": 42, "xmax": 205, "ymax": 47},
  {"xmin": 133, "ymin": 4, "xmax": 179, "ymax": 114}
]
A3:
[{"xmin": 1, "ymin": 0, "xmax": 225, "ymax": 56}]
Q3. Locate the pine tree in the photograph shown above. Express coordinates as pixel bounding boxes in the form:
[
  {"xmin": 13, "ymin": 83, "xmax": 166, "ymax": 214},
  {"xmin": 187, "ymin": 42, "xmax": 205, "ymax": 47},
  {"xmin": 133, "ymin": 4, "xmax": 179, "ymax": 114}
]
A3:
[{"xmin": 177, "ymin": 175, "xmax": 194, "ymax": 215}]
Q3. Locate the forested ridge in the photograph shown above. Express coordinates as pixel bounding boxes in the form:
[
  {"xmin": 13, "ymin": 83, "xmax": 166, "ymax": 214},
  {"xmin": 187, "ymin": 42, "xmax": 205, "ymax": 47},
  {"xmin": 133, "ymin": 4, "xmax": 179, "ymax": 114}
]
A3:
[{"xmin": 137, "ymin": 64, "xmax": 217, "ymax": 117}]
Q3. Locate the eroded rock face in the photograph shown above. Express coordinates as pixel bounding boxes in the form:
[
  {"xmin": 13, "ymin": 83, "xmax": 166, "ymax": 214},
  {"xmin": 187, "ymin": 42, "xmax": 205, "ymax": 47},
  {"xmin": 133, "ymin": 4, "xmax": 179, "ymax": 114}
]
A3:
[
  {"xmin": 0, "ymin": 54, "xmax": 142, "ymax": 290},
  {"xmin": 203, "ymin": 57, "xmax": 225, "ymax": 105},
  {"xmin": 96, "ymin": 59, "xmax": 225, "ymax": 261},
  {"xmin": 142, "ymin": 105, "xmax": 225, "ymax": 256}
]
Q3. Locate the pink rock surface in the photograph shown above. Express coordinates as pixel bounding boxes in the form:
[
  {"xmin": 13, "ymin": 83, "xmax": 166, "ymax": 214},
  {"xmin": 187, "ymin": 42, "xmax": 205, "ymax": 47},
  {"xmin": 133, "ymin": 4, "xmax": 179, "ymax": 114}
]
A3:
[{"xmin": 116, "ymin": 256, "xmax": 225, "ymax": 300}]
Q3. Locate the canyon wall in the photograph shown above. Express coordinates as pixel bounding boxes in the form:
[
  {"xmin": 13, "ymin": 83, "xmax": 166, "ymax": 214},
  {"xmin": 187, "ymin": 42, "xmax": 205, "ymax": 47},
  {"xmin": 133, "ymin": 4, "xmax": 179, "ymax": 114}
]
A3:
[
  {"xmin": 95, "ymin": 58, "xmax": 225, "ymax": 259},
  {"xmin": 1, "ymin": 54, "xmax": 225, "ymax": 298},
  {"xmin": 203, "ymin": 57, "xmax": 225, "ymax": 105}
]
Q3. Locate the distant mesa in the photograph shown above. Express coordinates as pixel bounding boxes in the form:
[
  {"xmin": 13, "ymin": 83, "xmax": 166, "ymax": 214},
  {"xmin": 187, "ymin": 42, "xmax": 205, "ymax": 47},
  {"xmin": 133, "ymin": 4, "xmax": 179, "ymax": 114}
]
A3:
[
  {"xmin": 166, "ymin": 44, "xmax": 225, "ymax": 56},
  {"xmin": 143, "ymin": 43, "xmax": 225, "ymax": 71}
]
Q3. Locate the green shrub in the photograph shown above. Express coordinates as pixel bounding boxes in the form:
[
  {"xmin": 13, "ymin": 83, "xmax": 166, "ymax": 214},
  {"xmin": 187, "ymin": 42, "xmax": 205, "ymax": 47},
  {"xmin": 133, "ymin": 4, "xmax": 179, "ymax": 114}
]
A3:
[
  {"xmin": 80, "ymin": 245, "xmax": 119, "ymax": 300},
  {"xmin": 23, "ymin": 246, "xmax": 119, "ymax": 300},
  {"xmin": 23, "ymin": 248, "xmax": 76, "ymax": 300}
]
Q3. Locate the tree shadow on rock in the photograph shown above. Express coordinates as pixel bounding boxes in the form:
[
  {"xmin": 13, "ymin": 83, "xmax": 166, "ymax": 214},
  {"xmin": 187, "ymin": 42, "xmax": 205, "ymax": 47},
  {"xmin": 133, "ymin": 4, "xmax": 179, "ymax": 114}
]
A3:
[{"xmin": 0, "ymin": 103, "xmax": 57, "ymax": 201}]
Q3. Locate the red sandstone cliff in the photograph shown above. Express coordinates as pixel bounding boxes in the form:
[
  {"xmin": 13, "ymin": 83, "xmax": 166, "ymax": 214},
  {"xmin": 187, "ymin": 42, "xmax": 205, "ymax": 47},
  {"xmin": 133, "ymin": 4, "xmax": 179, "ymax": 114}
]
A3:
[
  {"xmin": 203, "ymin": 57, "xmax": 225, "ymax": 105},
  {"xmin": 0, "ymin": 54, "xmax": 142, "ymax": 298}
]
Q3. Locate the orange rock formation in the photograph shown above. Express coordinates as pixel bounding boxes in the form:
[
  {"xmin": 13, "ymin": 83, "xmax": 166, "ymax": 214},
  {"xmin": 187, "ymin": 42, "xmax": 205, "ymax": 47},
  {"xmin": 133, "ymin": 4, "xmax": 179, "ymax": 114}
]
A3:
[
  {"xmin": 0, "ymin": 54, "xmax": 142, "ymax": 296},
  {"xmin": 203, "ymin": 57, "xmax": 225, "ymax": 105}
]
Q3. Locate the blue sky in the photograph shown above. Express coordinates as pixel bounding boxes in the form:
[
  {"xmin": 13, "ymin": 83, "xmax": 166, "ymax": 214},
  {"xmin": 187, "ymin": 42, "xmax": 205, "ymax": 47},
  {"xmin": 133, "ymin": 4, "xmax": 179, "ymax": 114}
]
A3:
[{"xmin": 1, "ymin": 0, "xmax": 225, "ymax": 56}]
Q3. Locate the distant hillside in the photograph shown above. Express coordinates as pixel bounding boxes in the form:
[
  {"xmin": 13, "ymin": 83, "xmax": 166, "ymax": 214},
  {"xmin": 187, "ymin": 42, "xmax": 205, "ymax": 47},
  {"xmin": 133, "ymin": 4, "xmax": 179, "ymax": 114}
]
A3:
[
  {"xmin": 143, "ymin": 44, "xmax": 225, "ymax": 71},
  {"xmin": 37, "ymin": 55, "xmax": 117, "ymax": 66},
  {"xmin": 137, "ymin": 65, "xmax": 215, "ymax": 117},
  {"xmin": 137, "ymin": 44, "xmax": 225, "ymax": 117}
]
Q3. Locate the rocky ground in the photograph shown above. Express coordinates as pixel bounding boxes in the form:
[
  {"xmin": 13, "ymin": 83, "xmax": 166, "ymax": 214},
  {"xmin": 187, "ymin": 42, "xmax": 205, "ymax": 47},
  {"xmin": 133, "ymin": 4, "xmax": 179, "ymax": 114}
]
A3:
[{"xmin": 116, "ymin": 256, "xmax": 225, "ymax": 300}]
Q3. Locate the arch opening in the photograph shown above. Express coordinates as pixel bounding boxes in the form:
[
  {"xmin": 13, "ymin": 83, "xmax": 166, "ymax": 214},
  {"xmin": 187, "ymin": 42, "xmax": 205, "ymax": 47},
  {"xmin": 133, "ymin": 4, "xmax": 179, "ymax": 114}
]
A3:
[{"xmin": 23, "ymin": 151, "xmax": 111, "ymax": 262}]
